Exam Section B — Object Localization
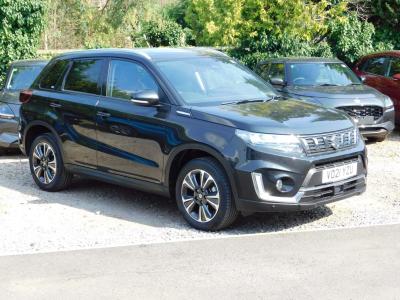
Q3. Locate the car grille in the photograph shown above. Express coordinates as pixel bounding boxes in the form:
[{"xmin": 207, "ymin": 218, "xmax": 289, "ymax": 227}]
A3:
[
  {"xmin": 337, "ymin": 106, "xmax": 383, "ymax": 120},
  {"xmin": 300, "ymin": 128, "xmax": 357, "ymax": 155}
]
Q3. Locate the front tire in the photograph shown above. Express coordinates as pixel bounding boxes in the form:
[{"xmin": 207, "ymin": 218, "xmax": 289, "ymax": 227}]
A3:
[
  {"xmin": 29, "ymin": 133, "xmax": 72, "ymax": 191},
  {"xmin": 175, "ymin": 157, "xmax": 238, "ymax": 231}
]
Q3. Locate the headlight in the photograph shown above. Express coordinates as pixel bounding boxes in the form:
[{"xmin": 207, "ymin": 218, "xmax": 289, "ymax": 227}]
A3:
[
  {"xmin": 236, "ymin": 129, "xmax": 304, "ymax": 154},
  {"xmin": 0, "ymin": 103, "xmax": 15, "ymax": 119},
  {"xmin": 383, "ymin": 96, "xmax": 394, "ymax": 109}
]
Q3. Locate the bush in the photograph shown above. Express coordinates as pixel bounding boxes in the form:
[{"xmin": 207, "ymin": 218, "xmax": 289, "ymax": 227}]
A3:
[
  {"xmin": 0, "ymin": 0, "xmax": 46, "ymax": 84},
  {"xmin": 138, "ymin": 19, "xmax": 188, "ymax": 47}
]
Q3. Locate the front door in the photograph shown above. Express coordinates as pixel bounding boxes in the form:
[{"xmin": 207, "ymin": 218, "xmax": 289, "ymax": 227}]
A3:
[
  {"xmin": 387, "ymin": 57, "xmax": 400, "ymax": 124},
  {"xmin": 96, "ymin": 58, "xmax": 168, "ymax": 182}
]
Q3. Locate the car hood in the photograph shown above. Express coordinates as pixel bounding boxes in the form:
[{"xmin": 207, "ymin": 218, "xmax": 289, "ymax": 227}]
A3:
[
  {"xmin": 286, "ymin": 85, "xmax": 386, "ymax": 108},
  {"xmin": 190, "ymin": 99, "xmax": 353, "ymax": 135}
]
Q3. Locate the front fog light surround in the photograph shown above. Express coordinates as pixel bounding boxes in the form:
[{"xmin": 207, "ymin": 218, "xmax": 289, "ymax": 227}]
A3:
[{"xmin": 235, "ymin": 129, "xmax": 304, "ymax": 155}]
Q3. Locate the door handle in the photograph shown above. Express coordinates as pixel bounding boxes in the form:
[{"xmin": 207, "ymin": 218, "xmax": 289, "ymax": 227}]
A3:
[
  {"xmin": 49, "ymin": 102, "xmax": 62, "ymax": 108},
  {"xmin": 97, "ymin": 111, "xmax": 111, "ymax": 118}
]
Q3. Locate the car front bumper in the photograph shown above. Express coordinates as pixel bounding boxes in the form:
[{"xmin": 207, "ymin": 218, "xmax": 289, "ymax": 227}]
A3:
[
  {"xmin": 232, "ymin": 140, "xmax": 367, "ymax": 213},
  {"xmin": 0, "ymin": 118, "xmax": 19, "ymax": 149}
]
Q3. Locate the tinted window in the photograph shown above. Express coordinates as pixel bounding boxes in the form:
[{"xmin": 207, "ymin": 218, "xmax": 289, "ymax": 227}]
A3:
[
  {"xmin": 64, "ymin": 59, "xmax": 102, "ymax": 95},
  {"xmin": 39, "ymin": 60, "xmax": 67, "ymax": 90},
  {"xmin": 269, "ymin": 63, "xmax": 285, "ymax": 80},
  {"xmin": 363, "ymin": 57, "xmax": 387, "ymax": 76},
  {"xmin": 287, "ymin": 63, "xmax": 360, "ymax": 86},
  {"xmin": 389, "ymin": 58, "xmax": 400, "ymax": 77},
  {"xmin": 156, "ymin": 57, "xmax": 277, "ymax": 105},
  {"xmin": 6, "ymin": 65, "xmax": 44, "ymax": 90},
  {"xmin": 107, "ymin": 60, "xmax": 159, "ymax": 100}
]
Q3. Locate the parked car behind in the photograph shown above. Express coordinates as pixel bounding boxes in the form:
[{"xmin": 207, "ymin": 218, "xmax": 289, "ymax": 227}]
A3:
[
  {"xmin": 19, "ymin": 49, "xmax": 366, "ymax": 231},
  {"xmin": 353, "ymin": 51, "xmax": 400, "ymax": 126},
  {"xmin": 0, "ymin": 60, "xmax": 48, "ymax": 154},
  {"xmin": 255, "ymin": 58, "xmax": 395, "ymax": 141}
]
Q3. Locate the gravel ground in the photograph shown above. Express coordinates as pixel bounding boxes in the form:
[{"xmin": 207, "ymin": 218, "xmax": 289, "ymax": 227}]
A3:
[{"xmin": 0, "ymin": 131, "xmax": 399, "ymax": 255}]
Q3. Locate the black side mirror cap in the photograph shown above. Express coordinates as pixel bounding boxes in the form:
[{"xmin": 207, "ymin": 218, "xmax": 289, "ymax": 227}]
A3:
[
  {"xmin": 269, "ymin": 77, "xmax": 285, "ymax": 86},
  {"xmin": 131, "ymin": 90, "xmax": 160, "ymax": 106}
]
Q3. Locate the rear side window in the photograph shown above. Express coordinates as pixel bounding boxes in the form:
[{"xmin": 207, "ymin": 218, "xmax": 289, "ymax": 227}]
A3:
[
  {"xmin": 389, "ymin": 58, "xmax": 400, "ymax": 77},
  {"xmin": 268, "ymin": 63, "xmax": 285, "ymax": 80},
  {"xmin": 362, "ymin": 57, "xmax": 387, "ymax": 76},
  {"xmin": 39, "ymin": 60, "xmax": 68, "ymax": 90},
  {"xmin": 6, "ymin": 65, "xmax": 44, "ymax": 90},
  {"xmin": 64, "ymin": 59, "xmax": 103, "ymax": 95},
  {"xmin": 107, "ymin": 60, "xmax": 159, "ymax": 100}
]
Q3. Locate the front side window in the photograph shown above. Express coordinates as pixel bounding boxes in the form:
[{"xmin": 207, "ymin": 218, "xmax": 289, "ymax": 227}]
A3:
[
  {"xmin": 287, "ymin": 63, "xmax": 360, "ymax": 86},
  {"xmin": 155, "ymin": 57, "xmax": 276, "ymax": 105},
  {"xmin": 389, "ymin": 58, "xmax": 400, "ymax": 77},
  {"xmin": 268, "ymin": 63, "xmax": 285, "ymax": 80},
  {"xmin": 362, "ymin": 57, "xmax": 387, "ymax": 76},
  {"xmin": 64, "ymin": 59, "xmax": 103, "ymax": 95},
  {"xmin": 6, "ymin": 65, "xmax": 44, "ymax": 90},
  {"xmin": 107, "ymin": 60, "xmax": 159, "ymax": 100}
]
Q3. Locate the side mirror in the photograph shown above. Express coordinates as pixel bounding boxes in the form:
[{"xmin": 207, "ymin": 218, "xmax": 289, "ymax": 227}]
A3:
[
  {"xmin": 358, "ymin": 75, "xmax": 366, "ymax": 83},
  {"xmin": 269, "ymin": 77, "xmax": 285, "ymax": 86},
  {"xmin": 392, "ymin": 73, "xmax": 400, "ymax": 80},
  {"xmin": 131, "ymin": 90, "xmax": 159, "ymax": 106}
]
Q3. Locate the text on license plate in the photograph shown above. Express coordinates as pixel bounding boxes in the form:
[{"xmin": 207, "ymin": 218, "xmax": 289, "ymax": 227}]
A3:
[{"xmin": 322, "ymin": 162, "xmax": 358, "ymax": 184}]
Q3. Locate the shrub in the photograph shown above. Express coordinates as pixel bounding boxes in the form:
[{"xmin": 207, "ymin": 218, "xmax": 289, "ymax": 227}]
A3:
[
  {"xmin": 138, "ymin": 19, "xmax": 188, "ymax": 47},
  {"xmin": 0, "ymin": 0, "xmax": 46, "ymax": 84}
]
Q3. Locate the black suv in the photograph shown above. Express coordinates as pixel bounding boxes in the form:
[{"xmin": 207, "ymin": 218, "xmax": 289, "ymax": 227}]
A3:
[
  {"xmin": 19, "ymin": 49, "xmax": 367, "ymax": 230},
  {"xmin": 0, "ymin": 60, "xmax": 47, "ymax": 154}
]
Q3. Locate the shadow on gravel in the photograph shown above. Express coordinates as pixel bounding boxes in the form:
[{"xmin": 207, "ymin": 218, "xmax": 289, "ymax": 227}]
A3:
[{"xmin": 1, "ymin": 152, "xmax": 332, "ymax": 234}]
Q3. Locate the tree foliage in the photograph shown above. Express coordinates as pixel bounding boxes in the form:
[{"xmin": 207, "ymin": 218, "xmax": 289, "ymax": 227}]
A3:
[{"xmin": 0, "ymin": 0, "xmax": 46, "ymax": 83}]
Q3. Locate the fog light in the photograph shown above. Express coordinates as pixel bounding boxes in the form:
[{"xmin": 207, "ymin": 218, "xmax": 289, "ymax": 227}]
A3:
[{"xmin": 276, "ymin": 179, "xmax": 283, "ymax": 192}]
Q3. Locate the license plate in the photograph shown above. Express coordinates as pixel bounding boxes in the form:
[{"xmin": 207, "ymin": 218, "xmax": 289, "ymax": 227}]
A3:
[
  {"xmin": 354, "ymin": 116, "xmax": 374, "ymax": 125},
  {"xmin": 322, "ymin": 162, "xmax": 358, "ymax": 184}
]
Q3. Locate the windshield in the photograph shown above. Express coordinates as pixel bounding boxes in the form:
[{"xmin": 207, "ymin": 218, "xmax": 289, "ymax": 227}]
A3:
[
  {"xmin": 155, "ymin": 57, "xmax": 277, "ymax": 105},
  {"xmin": 6, "ymin": 65, "xmax": 44, "ymax": 90},
  {"xmin": 287, "ymin": 63, "xmax": 361, "ymax": 86}
]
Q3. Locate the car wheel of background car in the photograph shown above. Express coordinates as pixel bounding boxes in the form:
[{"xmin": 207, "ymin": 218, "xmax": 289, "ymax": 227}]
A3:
[
  {"xmin": 175, "ymin": 157, "xmax": 238, "ymax": 231},
  {"xmin": 29, "ymin": 133, "xmax": 72, "ymax": 192}
]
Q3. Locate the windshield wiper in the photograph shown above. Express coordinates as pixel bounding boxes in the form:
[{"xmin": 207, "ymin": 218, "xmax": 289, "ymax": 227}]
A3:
[
  {"xmin": 318, "ymin": 83, "xmax": 340, "ymax": 86},
  {"xmin": 221, "ymin": 96, "xmax": 278, "ymax": 105}
]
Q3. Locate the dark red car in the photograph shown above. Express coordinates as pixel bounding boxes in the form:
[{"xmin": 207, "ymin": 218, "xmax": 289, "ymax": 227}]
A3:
[{"xmin": 353, "ymin": 51, "xmax": 400, "ymax": 125}]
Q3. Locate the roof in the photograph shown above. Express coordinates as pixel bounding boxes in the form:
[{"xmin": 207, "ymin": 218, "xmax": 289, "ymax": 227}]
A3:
[
  {"xmin": 359, "ymin": 50, "xmax": 400, "ymax": 59},
  {"xmin": 11, "ymin": 59, "xmax": 49, "ymax": 66},
  {"xmin": 54, "ymin": 47, "xmax": 229, "ymax": 62},
  {"xmin": 257, "ymin": 57, "xmax": 342, "ymax": 65}
]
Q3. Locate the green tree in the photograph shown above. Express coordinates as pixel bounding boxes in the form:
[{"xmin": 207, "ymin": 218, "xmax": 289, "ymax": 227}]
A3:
[{"xmin": 0, "ymin": 0, "xmax": 47, "ymax": 84}]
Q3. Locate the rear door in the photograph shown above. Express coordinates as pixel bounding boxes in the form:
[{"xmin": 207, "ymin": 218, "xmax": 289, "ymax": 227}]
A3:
[
  {"xmin": 95, "ymin": 58, "xmax": 167, "ymax": 182},
  {"xmin": 54, "ymin": 58, "xmax": 105, "ymax": 168}
]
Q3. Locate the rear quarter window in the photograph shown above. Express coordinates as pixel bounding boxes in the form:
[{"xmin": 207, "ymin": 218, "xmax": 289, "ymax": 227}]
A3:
[{"xmin": 39, "ymin": 60, "xmax": 68, "ymax": 90}]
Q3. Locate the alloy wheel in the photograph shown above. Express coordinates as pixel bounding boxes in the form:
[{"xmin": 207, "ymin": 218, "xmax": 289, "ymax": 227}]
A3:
[
  {"xmin": 32, "ymin": 142, "xmax": 57, "ymax": 184},
  {"xmin": 181, "ymin": 169, "xmax": 220, "ymax": 223}
]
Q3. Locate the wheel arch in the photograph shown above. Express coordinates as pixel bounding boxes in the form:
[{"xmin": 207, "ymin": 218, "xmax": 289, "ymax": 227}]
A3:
[
  {"xmin": 23, "ymin": 121, "xmax": 65, "ymax": 161},
  {"xmin": 165, "ymin": 143, "xmax": 238, "ymax": 201}
]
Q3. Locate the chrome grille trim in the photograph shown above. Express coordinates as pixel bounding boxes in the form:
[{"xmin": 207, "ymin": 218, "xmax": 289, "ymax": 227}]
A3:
[
  {"xmin": 300, "ymin": 128, "xmax": 358, "ymax": 155},
  {"xmin": 337, "ymin": 105, "xmax": 383, "ymax": 120}
]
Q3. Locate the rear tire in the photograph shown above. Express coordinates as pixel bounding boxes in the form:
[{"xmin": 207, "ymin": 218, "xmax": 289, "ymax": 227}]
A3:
[
  {"xmin": 175, "ymin": 157, "xmax": 238, "ymax": 231},
  {"xmin": 29, "ymin": 133, "xmax": 72, "ymax": 191}
]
